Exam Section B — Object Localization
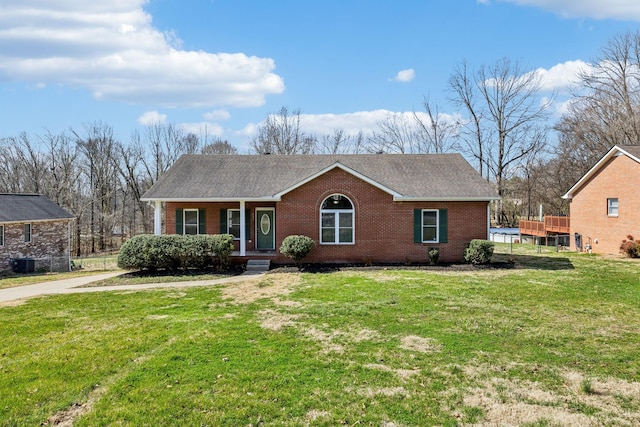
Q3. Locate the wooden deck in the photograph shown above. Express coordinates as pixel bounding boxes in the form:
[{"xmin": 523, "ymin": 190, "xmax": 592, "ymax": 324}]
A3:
[{"xmin": 519, "ymin": 216, "xmax": 570, "ymax": 237}]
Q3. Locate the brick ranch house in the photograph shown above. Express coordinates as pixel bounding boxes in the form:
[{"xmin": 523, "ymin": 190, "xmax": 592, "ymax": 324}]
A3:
[
  {"xmin": 141, "ymin": 154, "xmax": 499, "ymax": 264},
  {"xmin": 563, "ymin": 145, "xmax": 640, "ymax": 255},
  {"xmin": 0, "ymin": 194, "xmax": 75, "ymax": 272}
]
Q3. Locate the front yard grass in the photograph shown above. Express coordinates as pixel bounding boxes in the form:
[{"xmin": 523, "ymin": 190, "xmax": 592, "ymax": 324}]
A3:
[{"xmin": 1, "ymin": 245, "xmax": 639, "ymax": 426}]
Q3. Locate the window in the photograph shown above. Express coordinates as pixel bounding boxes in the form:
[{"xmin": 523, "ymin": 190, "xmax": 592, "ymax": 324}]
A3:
[
  {"xmin": 413, "ymin": 209, "xmax": 448, "ymax": 244},
  {"xmin": 0, "ymin": 225, "xmax": 3, "ymax": 246},
  {"xmin": 320, "ymin": 194, "xmax": 354, "ymax": 244},
  {"xmin": 175, "ymin": 208, "xmax": 205, "ymax": 235},
  {"xmin": 607, "ymin": 198, "xmax": 619, "ymax": 216},
  {"xmin": 421, "ymin": 210, "xmax": 439, "ymax": 243},
  {"xmin": 183, "ymin": 209, "xmax": 199, "ymax": 235},
  {"xmin": 24, "ymin": 223, "xmax": 32, "ymax": 243},
  {"xmin": 227, "ymin": 209, "xmax": 241, "ymax": 239}
]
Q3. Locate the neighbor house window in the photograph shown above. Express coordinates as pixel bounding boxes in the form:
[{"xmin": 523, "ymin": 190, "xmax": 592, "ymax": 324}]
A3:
[
  {"xmin": 320, "ymin": 194, "xmax": 354, "ymax": 244},
  {"xmin": 607, "ymin": 198, "xmax": 619, "ymax": 216},
  {"xmin": 0, "ymin": 225, "xmax": 4, "ymax": 246},
  {"xmin": 183, "ymin": 209, "xmax": 199, "ymax": 235},
  {"xmin": 421, "ymin": 210, "xmax": 439, "ymax": 243},
  {"xmin": 227, "ymin": 209, "xmax": 241, "ymax": 239},
  {"xmin": 24, "ymin": 223, "xmax": 32, "ymax": 243}
]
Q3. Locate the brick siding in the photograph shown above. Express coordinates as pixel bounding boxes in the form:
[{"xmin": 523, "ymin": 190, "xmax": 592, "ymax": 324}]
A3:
[
  {"xmin": 0, "ymin": 220, "xmax": 72, "ymax": 272},
  {"xmin": 167, "ymin": 168, "xmax": 490, "ymax": 264},
  {"xmin": 569, "ymin": 154, "xmax": 640, "ymax": 255}
]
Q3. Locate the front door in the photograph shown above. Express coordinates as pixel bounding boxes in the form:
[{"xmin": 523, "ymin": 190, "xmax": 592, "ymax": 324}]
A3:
[{"xmin": 256, "ymin": 209, "xmax": 275, "ymax": 250}]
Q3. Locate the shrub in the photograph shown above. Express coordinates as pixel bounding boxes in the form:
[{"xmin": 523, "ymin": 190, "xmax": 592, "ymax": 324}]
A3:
[
  {"xmin": 428, "ymin": 247, "xmax": 440, "ymax": 265},
  {"xmin": 117, "ymin": 234, "xmax": 235, "ymax": 271},
  {"xmin": 210, "ymin": 234, "xmax": 234, "ymax": 271},
  {"xmin": 464, "ymin": 239, "xmax": 494, "ymax": 265},
  {"xmin": 620, "ymin": 235, "xmax": 640, "ymax": 258},
  {"xmin": 280, "ymin": 235, "xmax": 315, "ymax": 269}
]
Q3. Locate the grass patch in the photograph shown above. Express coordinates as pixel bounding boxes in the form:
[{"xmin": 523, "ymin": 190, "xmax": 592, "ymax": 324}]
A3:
[{"xmin": 1, "ymin": 245, "xmax": 639, "ymax": 425}]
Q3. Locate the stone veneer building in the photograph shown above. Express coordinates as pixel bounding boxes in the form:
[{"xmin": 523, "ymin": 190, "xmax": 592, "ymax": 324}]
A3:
[{"xmin": 0, "ymin": 194, "xmax": 75, "ymax": 273}]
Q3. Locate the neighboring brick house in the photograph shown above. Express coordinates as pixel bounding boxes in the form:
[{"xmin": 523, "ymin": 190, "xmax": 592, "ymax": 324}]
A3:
[
  {"xmin": 141, "ymin": 154, "xmax": 499, "ymax": 264},
  {"xmin": 0, "ymin": 194, "xmax": 75, "ymax": 272},
  {"xmin": 563, "ymin": 145, "xmax": 640, "ymax": 255}
]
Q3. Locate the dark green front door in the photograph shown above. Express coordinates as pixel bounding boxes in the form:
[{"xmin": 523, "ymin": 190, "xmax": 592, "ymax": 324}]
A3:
[{"xmin": 256, "ymin": 209, "xmax": 275, "ymax": 250}]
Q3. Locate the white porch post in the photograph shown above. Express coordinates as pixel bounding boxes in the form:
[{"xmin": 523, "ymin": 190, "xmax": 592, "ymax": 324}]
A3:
[
  {"xmin": 154, "ymin": 201, "xmax": 162, "ymax": 235},
  {"xmin": 239, "ymin": 200, "xmax": 246, "ymax": 256}
]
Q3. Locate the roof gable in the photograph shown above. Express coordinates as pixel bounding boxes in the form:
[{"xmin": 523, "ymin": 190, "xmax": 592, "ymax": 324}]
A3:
[
  {"xmin": 0, "ymin": 194, "xmax": 74, "ymax": 223},
  {"xmin": 563, "ymin": 145, "xmax": 640, "ymax": 199},
  {"xmin": 141, "ymin": 153, "xmax": 499, "ymax": 202}
]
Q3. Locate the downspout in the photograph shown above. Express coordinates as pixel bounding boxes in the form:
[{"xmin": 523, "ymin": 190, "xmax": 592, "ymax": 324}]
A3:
[
  {"xmin": 154, "ymin": 201, "xmax": 162, "ymax": 235},
  {"xmin": 487, "ymin": 203, "xmax": 491, "ymax": 240},
  {"xmin": 239, "ymin": 200, "xmax": 246, "ymax": 256}
]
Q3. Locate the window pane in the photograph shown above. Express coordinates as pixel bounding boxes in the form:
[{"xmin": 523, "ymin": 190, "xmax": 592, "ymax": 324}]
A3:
[
  {"xmin": 423, "ymin": 226, "xmax": 437, "ymax": 242},
  {"xmin": 24, "ymin": 224, "xmax": 31, "ymax": 242},
  {"xmin": 321, "ymin": 213, "xmax": 335, "ymax": 227},
  {"xmin": 0, "ymin": 225, "xmax": 3, "ymax": 246},
  {"xmin": 423, "ymin": 211, "xmax": 437, "ymax": 226},
  {"xmin": 321, "ymin": 195, "xmax": 352, "ymax": 209},
  {"xmin": 228, "ymin": 224, "xmax": 240, "ymax": 238},
  {"xmin": 184, "ymin": 210, "xmax": 198, "ymax": 235},
  {"xmin": 322, "ymin": 228, "xmax": 335, "ymax": 243},
  {"xmin": 339, "ymin": 213, "xmax": 352, "ymax": 227},
  {"xmin": 339, "ymin": 228, "xmax": 353, "ymax": 243},
  {"xmin": 608, "ymin": 198, "xmax": 618, "ymax": 215}
]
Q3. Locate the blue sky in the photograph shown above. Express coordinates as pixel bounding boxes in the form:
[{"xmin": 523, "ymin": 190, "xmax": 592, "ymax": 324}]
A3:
[{"xmin": 1, "ymin": 0, "xmax": 639, "ymax": 152}]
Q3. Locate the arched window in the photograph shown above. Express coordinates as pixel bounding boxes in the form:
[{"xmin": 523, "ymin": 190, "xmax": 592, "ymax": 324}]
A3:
[{"xmin": 320, "ymin": 194, "xmax": 354, "ymax": 244}]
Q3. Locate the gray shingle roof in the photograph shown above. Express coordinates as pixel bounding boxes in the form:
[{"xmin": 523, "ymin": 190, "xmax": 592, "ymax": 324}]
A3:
[
  {"xmin": 142, "ymin": 153, "xmax": 498, "ymax": 202},
  {"xmin": 0, "ymin": 194, "xmax": 74, "ymax": 222}
]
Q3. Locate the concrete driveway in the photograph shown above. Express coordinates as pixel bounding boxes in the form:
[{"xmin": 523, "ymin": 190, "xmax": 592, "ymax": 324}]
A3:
[{"xmin": 0, "ymin": 271, "xmax": 265, "ymax": 304}]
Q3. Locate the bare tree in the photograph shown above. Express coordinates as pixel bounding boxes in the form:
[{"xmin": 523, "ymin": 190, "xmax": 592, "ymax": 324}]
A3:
[
  {"xmin": 316, "ymin": 129, "xmax": 365, "ymax": 154},
  {"xmin": 250, "ymin": 106, "xmax": 316, "ymax": 154},
  {"xmin": 367, "ymin": 113, "xmax": 417, "ymax": 153},
  {"xmin": 413, "ymin": 96, "xmax": 457, "ymax": 154},
  {"xmin": 201, "ymin": 139, "xmax": 238, "ymax": 154},
  {"xmin": 449, "ymin": 58, "xmax": 552, "ymax": 225}
]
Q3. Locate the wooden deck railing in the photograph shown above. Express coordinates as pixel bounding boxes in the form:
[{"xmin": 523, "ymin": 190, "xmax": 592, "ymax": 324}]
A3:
[{"xmin": 519, "ymin": 216, "xmax": 570, "ymax": 237}]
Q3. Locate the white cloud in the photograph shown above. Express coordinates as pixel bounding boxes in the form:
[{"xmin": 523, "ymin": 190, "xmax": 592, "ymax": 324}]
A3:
[
  {"xmin": 0, "ymin": 1, "xmax": 285, "ymax": 107},
  {"xmin": 203, "ymin": 109, "xmax": 231, "ymax": 121},
  {"xmin": 137, "ymin": 110, "xmax": 167, "ymax": 125},
  {"xmin": 533, "ymin": 60, "xmax": 590, "ymax": 92},
  {"xmin": 178, "ymin": 122, "xmax": 225, "ymax": 138},
  {"xmin": 494, "ymin": 0, "xmax": 640, "ymax": 20},
  {"xmin": 391, "ymin": 69, "xmax": 416, "ymax": 83},
  {"xmin": 239, "ymin": 109, "xmax": 462, "ymax": 140}
]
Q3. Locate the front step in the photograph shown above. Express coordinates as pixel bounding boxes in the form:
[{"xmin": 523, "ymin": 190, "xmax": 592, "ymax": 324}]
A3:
[{"xmin": 246, "ymin": 259, "xmax": 271, "ymax": 272}]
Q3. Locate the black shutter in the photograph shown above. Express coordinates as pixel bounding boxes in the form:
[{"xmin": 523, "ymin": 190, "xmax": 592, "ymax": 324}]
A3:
[
  {"xmin": 413, "ymin": 209, "xmax": 422, "ymax": 243},
  {"xmin": 198, "ymin": 209, "xmax": 206, "ymax": 234},
  {"xmin": 439, "ymin": 209, "xmax": 448, "ymax": 243},
  {"xmin": 176, "ymin": 209, "xmax": 183, "ymax": 235},
  {"xmin": 220, "ymin": 209, "xmax": 227, "ymax": 234}
]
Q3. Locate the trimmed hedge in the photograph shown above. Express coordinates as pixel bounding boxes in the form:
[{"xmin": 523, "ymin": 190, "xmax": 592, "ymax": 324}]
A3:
[
  {"xmin": 117, "ymin": 234, "xmax": 234, "ymax": 271},
  {"xmin": 280, "ymin": 235, "xmax": 315, "ymax": 269},
  {"xmin": 464, "ymin": 239, "xmax": 494, "ymax": 265}
]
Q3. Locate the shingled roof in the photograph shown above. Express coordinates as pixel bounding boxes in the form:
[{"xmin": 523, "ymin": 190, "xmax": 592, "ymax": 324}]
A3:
[
  {"xmin": 141, "ymin": 153, "xmax": 498, "ymax": 202},
  {"xmin": 0, "ymin": 194, "xmax": 74, "ymax": 223}
]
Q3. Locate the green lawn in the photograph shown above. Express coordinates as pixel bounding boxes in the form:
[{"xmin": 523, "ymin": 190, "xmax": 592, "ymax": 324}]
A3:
[{"xmin": 1, "ymin": 245, "xmax": 639, "ymax": 426}]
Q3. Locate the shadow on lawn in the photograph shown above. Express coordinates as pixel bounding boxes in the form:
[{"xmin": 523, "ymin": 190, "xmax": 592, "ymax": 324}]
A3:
[{"xmin": 492, "ymin": 253, "xmax": 575, "ymax": 270}]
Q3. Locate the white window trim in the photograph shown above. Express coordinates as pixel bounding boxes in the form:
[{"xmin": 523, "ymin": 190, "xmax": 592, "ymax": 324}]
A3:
[
  {"xmin": 320, "ymin": 194, "xmax": 355, "ymax": 245},
  {"xmin": 228, "ymin": 209, "xmax": 241, "ymax": 240},
  {"xmin": 24, "ymin": 223, "xmax": 32, "ymax": 243},
  {"xmin": 607, "ymin": 198, "xmax": 619, "ymax": 217},
  {"xmin": 183, "ymin": 209, "xmax": 200, "ymax": 235},
  {"xmin": 422, "ymin": 209, "xmax": 439, "ymax": 243}
]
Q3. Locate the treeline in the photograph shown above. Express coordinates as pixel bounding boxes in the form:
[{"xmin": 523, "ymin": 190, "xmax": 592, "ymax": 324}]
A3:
[{"xmin": 2, "ymin": 30, "xmax": 639, "ymax": 253}]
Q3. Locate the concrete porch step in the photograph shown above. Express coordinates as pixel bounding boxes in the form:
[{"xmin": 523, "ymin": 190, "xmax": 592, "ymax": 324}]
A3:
[{"xmin": 246, "ymin": 259, "xmax": 271, "ymax": 272}]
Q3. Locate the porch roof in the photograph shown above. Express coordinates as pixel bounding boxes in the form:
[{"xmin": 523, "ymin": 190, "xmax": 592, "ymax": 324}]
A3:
[{"xmin": 141, "ymin": 153, "xmax": 499, "ymax": 202}]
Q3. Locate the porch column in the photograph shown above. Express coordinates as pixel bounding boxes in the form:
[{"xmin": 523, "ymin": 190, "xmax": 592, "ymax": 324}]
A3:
[
  {"xmin": 239, "ymin": 200, "xmax": 246, "ymax": 256},
  {"xmin": 154, "ymin": 201, "xmax": 162, "ymax": 235}
]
